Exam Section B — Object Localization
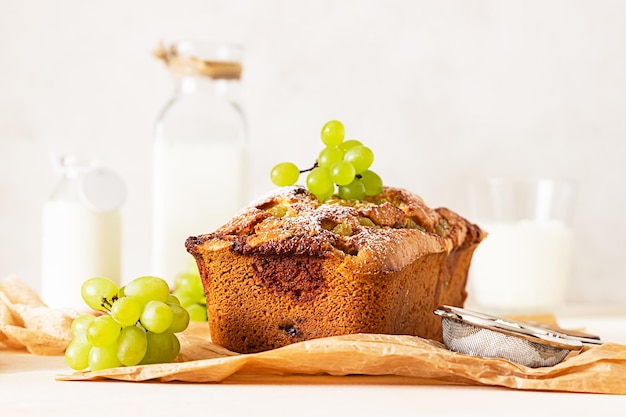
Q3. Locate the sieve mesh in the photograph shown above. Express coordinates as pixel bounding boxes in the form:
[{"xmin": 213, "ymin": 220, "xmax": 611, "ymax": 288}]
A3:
[{"xmin": 441, "ymin": 317, "xmax": 570, "ymax": 368}]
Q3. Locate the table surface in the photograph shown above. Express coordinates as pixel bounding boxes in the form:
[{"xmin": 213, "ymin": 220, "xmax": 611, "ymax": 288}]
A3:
[{"xmin": 3, "ymin": 305, "xmax": 626, "ymax": 417}]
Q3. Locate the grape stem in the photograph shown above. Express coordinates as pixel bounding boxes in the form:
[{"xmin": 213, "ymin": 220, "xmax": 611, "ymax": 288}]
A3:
[
  {"xmin": 299, "ymin": 161, "xmax": 363, "ymax": 178},
  {"xmin": 99, "ymin": 295, "xmax": 117, "ymax": 311},
  {"xmin": 299, "ymin": 161, "xmax": 319, "ymax": 174}
]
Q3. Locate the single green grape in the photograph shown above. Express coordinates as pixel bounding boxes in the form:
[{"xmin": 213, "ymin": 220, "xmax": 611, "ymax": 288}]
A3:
[
  {"xmin": 320, "ymin": 120, "xmax": 345, "ymax": 147},
  {"xmin": 140, "ymin": 300, "xmax": 174, "ymax": 334},
  {"xmin": 359, "ymin": 170, "xmax": 383, "ymax": 196},
  {"xmin": 124, "ymin": 276, "xmax": 170, "ymax": 303},
  {"xmin": 65, "ymin": 338, "xmax": 92, "ymax": 370},
  {"xmin": 81, "ymin": 277, "xmax": 119, "ymax": 311},
  {"xmin": 270, "ymin": 162, "xmax": 300, "ymax": 187},
  {"xmin": 343, "ymin": 145, "xmax": 374, "ymax": 174},
  {"xmin": 174, "ymin": 272, "xmax": 204, "ymax": 301},
  {"xmin": 306, "ymin": 167, "xmax": 333, "ymax": 195},
  {"xmin": 88, "ymin": 343, "xmax": 120, "ymax": 371},
  {"xmin": 338, "ymin": 179, "xmax": 366, "ymax": 201},
  {"xmin": 116, "ymin": 325, "xmax": 148, "ymax": 366},
  {"xmin": 140, "ymin": 331, "xmax": 179, "ymax": 365},
  {"xmin": 197, "ymin": 294, "xmax": 207, "ymax": 304},
  {"xmin": 314, "ymin": 184, "xmax": 335, "ymax": 202},
  {"xmin": 166, "ymin": 294, "xmax": 181, "ymax": 305},
  {"xmin": 86, "ymin": 315, "xmax": 122, "ymax": 348},
  {"xmin": 339, "ymin": 139, "xmax": 362, "ymax": 153},
  {"xmin": 167, "ymin": 303, "xmax": 191, "ymax": 333},
  {"xmin": 317, "ymin": 147, "xmax": 344, "ymax": 168},
  {"xmin": 186, "ymin": 303, "xmax": 208, "ymax": 322},
  {"xmin": 330, "ymin": 161, "xmax": 356, "ymax": 186},
  {"xmin": 170, "ymin": 333, "xmax": 181, "ymax": 360},
  {"xmin": 173, "ymin": 290, "xmax": 198, "ymax": 309},
  {"xmin": 109, "ymin": 296, "xmax": 143, "ymax": 327},
  {"xmin": 319, "ymin": 188, "xmax": 335, "ymax": 200},
  {"xmin": 71, "ymin": 314, "xmax": 95, "ymax": 338}
]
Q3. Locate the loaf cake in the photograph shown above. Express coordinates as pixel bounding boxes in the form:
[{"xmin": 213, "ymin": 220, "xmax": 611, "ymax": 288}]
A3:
[{"xmin": 186, "ymin": 186, "xmax": 485, "ymax": 354}]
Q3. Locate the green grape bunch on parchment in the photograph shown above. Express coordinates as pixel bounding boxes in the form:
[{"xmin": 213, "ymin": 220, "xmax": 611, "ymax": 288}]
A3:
[{"xmin": 65, "ymin": 276, "xmax": 191, "ymax": 371}]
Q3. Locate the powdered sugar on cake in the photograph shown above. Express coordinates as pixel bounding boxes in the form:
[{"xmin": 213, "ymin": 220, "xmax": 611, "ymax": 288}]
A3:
[{"xmin": 194, "ymin": 186, "xmax": 471, "ymax": 273}]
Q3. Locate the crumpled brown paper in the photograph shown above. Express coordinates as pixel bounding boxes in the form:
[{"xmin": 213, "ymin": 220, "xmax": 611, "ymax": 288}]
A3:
[
  {"xmin": 2, "ymin": 276, "xmax": 625, "ymax": 394},
  {"xmin": 0, "ymin": 276, "xmax": 77, "ymax": 355},
  {"xmin": 58, "ymin": 318, "xmax": 626, "ymax": 394}
]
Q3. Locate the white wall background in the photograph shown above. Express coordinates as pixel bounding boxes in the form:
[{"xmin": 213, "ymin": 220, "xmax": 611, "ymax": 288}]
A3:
[{"xmin": 1, "ymin": 0, "xmax": 625, "ymax": 304}]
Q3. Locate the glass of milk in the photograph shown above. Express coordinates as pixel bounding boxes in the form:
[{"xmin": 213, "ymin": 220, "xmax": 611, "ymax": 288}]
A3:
[{"xmin": 467, "ymin": 177, "xmax": 576, "ymax": 314}]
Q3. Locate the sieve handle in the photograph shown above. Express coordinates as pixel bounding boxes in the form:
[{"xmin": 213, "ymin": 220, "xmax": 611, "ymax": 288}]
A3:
[
  {"xmin": 571, "ymin": 336, "xmax": 604, "ymax": 346},
  {"xmin": 434, "ymin": 306, "xmax": 605, "ymax": 350}
]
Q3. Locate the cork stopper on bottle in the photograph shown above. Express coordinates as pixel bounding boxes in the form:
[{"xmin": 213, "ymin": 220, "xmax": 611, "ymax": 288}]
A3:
[{"xmin": 153, "ymin": 41, "xmax": 242, "ymax": 80}]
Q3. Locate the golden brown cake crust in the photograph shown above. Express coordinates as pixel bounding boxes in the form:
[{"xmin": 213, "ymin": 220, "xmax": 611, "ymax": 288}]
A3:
[{"xmin": 186, "ymin": 186, "xmax": 485, "ymax": 353}]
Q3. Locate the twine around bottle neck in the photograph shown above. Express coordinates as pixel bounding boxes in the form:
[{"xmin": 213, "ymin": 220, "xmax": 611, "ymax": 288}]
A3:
[{"xmin": 153, "ymin": 42, "xmax": 242, "ymax": 80}]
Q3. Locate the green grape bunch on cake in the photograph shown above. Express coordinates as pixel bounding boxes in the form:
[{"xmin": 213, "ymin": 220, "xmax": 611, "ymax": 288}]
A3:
[{"xmin": 270, "ymin": 120, "xmax": 383, "ymax": 201}]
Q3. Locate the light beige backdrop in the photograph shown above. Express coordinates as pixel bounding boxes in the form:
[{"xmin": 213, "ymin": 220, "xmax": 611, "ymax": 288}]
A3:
[{"xmin": 1, "ymin": 0, "xmax": 624, "ymax": 305}]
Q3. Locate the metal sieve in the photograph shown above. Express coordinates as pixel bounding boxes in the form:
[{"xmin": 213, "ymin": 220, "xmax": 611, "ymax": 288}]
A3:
[{"xmin": 434, "ymin": 305, "xmax": 603, "ymax": 368}]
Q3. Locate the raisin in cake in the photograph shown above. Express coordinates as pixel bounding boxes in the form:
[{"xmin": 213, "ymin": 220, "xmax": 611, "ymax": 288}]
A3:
[{"xmin": 186, "ymin": 186, "xmax": 485, "ymax": 353}]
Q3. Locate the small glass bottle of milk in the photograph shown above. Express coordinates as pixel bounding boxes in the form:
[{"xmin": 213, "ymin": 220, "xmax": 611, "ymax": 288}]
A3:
[
  {"xmin": 152, "ymin": 41, "xmax": 249, "ymax": 284},
  {"xmin": 41, "ymin": 155, "xmax": 126, "ymax": 309}
]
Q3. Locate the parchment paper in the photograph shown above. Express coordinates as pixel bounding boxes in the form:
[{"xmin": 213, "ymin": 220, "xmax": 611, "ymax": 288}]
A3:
[
  {"xmin": 2, "ymin": 276, "xmax": 625, "ymax": 394},
  {"xmin": 0, "ymin": 276, "xmax": 77, "ymax": 355},
  {"xmin": 57, "ymin": 329, "xmax": 626, "ymax": 394}
]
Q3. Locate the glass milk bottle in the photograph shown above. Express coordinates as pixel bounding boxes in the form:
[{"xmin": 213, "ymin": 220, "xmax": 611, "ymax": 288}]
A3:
[
  {"xmin": 152, "ymin": 41, "xmax": 249, "ymax": 284},
  {"xmin": 41, "ymin": 155, "xmax": 125, "ymax": 309}
]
